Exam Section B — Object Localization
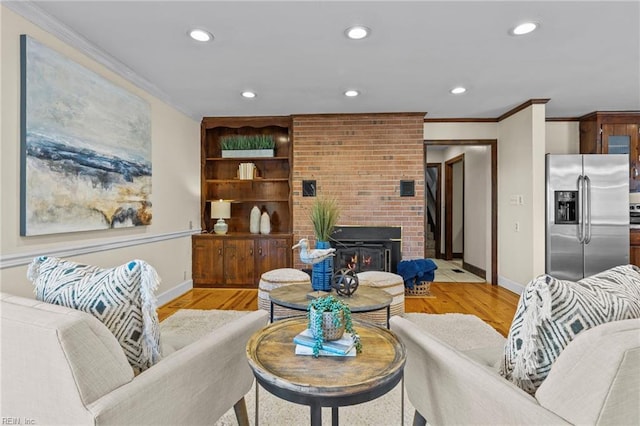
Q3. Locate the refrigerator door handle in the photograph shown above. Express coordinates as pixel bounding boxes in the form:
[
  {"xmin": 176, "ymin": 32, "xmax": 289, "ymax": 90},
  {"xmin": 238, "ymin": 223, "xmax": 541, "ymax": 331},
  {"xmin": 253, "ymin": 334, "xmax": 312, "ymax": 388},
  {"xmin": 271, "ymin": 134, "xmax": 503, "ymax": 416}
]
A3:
[
  {"xmin": 585, "ymin": 175, "xmax": 592, "ymax": 244},
  {"xmin": 577, "ymin": 175, "xmax": 586, "ymax": 243}
]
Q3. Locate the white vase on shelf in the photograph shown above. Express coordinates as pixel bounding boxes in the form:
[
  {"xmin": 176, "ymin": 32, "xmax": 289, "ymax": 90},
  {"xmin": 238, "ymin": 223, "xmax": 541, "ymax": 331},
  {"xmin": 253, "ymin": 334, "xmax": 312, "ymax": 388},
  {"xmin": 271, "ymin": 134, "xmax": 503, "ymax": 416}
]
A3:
[
  {"xmin": 250, "ymin": 206, "xmax": 261, "ymax": 234},
  {"xmin": 260, "ymin": 211, "xmax": 271, "ymax": 235}
]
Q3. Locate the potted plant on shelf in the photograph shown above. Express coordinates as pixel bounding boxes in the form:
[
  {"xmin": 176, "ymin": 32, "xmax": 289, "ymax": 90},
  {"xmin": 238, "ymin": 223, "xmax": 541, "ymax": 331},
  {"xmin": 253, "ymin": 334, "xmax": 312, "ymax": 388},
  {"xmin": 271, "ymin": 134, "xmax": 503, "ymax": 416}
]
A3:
[
  {"xmin": 220, "ymin": 134, "xmax": 275, "ymax": 158},
  {"xmin": 310, "ymin": 197, "xmax": 340, "ymax": 291},
  {"xmin": 308, "ymin": 294, "xmax": 362, "ymax": 357}
]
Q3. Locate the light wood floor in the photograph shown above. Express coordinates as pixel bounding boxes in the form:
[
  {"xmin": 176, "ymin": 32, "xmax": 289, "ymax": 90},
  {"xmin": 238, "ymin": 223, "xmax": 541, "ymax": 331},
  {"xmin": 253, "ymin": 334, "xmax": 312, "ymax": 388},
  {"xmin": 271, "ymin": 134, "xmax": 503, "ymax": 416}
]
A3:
[{"xmin": 158, "ymin": 282, "xmax": 520, "ymax": 336}]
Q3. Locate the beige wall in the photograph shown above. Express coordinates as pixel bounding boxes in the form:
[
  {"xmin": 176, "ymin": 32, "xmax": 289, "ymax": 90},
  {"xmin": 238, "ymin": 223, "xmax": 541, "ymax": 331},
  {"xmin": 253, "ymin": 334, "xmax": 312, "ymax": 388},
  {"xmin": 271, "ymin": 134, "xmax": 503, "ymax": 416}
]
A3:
[
  {"xmin": 425, "ymin": 122, "xmax": 497, "ymax": 140},
  {"xmin": 497, "ymin": 104, "xmax": 547, "ymax": 290},
  {"xmin": 546, "ymin": 121, "xmax": 580, "ymax": 154},
  {"xmin": 462, "ymin": 145, "xmax": 491, "ymax": 274},
  {"xmin": 0, "ymin": 6, "xmax": 200, "ymax": 298}
]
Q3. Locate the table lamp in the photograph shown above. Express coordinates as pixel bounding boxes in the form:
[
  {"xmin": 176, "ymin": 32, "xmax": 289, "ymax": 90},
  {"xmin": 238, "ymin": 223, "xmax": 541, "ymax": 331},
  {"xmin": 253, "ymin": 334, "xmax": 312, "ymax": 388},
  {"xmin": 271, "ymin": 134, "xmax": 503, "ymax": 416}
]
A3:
[{"xmin": 211, "ymin": 199, "xmax": 231, "ymax": 234}]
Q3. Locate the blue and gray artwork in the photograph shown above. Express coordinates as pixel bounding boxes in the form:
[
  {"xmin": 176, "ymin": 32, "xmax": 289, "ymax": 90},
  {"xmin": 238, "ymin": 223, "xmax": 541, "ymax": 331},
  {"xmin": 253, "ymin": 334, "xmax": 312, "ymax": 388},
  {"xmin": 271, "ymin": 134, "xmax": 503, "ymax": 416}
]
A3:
[{"xmin": 20, "ymin": 35, "xmax": 152, "ymax": 236}]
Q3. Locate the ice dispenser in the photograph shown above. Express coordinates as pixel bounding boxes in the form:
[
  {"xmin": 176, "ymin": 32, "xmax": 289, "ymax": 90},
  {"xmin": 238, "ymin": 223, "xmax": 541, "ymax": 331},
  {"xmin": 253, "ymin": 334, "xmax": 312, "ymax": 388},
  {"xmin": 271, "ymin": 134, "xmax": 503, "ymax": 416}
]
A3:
[{"xmin": 554, "ymin": 190, "xmax": 578, "ymax": 224}]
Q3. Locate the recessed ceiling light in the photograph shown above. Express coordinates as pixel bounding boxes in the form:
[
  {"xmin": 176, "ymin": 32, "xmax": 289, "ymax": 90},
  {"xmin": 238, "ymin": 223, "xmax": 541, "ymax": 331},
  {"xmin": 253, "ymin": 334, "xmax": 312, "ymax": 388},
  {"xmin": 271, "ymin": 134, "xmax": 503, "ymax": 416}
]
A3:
[
  {"xmin": 345, "ymin": 26, "xmax": 370, "ymax": 40},
  {"xmin": 188, "ymin": 29, "xmax": 213, "ymax": 42},
  {"xmin": 241, "ymin": 91, "xmax": 256, "ymax": 99},
  {"xmin": 510, "ymin": 22, "xmax": 538, "ymax": 36},
  {"xmin": 344, "ymin": 90, "xmax": 359, "ymax": 97},
  {"xmin": 450, "ymin": 87, "xmax": 466, "ymax": 95}
]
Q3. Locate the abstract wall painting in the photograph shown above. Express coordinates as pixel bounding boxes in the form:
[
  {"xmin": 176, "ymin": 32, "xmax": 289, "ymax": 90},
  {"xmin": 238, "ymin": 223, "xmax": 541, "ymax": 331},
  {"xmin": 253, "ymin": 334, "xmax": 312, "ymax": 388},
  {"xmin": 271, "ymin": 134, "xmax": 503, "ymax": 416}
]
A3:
[{"xmin": 20, "ymin": 35, "xmax": 152, "ymax": 236}]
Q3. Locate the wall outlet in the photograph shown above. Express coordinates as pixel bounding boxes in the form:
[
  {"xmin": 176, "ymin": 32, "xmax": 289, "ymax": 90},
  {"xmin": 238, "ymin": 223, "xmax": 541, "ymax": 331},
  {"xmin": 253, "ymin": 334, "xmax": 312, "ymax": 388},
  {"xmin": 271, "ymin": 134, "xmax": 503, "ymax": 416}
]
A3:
[
  {"xmin": 183, "ymin": 271, "xmax": 187, "ymax": 280},
  {"xmin": 515, "ymin": 221, "xmax": 520, "ymax": 232},
  {"xmin": 189, "ymin": 220, "xmax": 193, "ymax": 230}
]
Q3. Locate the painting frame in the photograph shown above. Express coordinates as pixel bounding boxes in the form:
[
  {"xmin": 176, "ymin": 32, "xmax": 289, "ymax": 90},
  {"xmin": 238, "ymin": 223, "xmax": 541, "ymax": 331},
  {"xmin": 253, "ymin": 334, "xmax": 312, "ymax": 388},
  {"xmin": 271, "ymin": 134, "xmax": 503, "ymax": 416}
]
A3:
[{"xmin": 20, "ymin": 34, "xmax": 152, "ymax": 236}]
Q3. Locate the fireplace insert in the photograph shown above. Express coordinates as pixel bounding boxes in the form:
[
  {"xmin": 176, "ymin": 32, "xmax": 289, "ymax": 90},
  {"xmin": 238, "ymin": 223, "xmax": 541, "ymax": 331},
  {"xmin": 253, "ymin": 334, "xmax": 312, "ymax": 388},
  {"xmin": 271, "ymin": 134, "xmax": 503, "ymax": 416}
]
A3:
[{"xmin": 330, "ymin": 226, "xmax": 401, "ymax": 274}]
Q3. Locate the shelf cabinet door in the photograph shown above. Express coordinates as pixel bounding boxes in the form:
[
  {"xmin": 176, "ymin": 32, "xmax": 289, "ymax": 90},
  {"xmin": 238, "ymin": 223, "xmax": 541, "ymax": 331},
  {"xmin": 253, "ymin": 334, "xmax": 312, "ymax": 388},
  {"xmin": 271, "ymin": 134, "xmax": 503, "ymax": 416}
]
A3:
[
  {"xmin": 192, "ymin": 237, "xmax": 224, "ymax": 285},
  {"xmin": 256, "ymin": 238, "xmax": 292, "ymax": 278},
  {"xmin": 602, "ymin": 123, "xmax": 640, "ymax": 192},
  {"xmin": 224, "ymin": 239, "xmax": 255, "ymax": 285}
]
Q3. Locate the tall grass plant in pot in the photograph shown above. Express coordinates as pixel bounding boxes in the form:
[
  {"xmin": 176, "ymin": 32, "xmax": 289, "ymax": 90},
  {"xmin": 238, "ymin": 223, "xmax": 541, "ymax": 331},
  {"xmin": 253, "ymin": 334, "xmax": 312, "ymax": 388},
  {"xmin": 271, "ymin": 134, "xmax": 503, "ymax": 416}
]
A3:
[{"xmin": 310, "ymin": 197, "xmax": 340, "ymax": 291}]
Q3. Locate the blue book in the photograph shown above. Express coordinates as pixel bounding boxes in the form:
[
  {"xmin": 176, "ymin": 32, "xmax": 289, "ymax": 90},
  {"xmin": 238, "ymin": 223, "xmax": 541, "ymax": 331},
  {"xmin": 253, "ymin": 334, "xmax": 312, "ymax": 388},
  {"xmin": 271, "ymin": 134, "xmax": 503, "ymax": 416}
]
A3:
[
  {"xmin": 293, "ymin": 329, "xmax": 355, "ymax": 355},
  {"xmin": 295, "ymin": 344, "xmax": 356, "ymax": 357}
]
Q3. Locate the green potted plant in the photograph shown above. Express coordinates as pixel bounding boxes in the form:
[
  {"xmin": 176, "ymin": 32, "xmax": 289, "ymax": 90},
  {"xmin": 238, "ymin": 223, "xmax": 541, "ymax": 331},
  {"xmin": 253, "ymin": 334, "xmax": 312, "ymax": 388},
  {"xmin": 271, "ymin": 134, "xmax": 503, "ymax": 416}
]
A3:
[
  {"xmin": 309, "ymin": 197, "xmax": 340, "ymax": 291},
  {"xmin": 307, "ymin": 294, "xmax": 362, "ymax": 357},
  {"xmin": 220, "ymin": 134, "xmax": 276, "ymax": 158},
  {"xmin": 310, "ymin": 197, "xmax": 339, "ymax": 242}
]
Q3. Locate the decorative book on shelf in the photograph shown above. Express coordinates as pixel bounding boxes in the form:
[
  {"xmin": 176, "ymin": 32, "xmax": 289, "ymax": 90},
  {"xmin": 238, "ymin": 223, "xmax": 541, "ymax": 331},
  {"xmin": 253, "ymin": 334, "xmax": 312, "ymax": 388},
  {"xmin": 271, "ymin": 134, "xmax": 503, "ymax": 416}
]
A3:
[{"xmin": 293, "ymin": 328, "xmax": 356, "ymax": 356}]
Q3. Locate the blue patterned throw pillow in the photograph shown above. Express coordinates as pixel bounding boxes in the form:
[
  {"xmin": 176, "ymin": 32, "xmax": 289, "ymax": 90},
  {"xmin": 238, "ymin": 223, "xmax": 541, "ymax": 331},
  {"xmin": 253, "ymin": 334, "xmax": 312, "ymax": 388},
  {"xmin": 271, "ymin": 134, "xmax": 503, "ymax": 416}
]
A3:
[
  {"xmin": 28, "ymin": 256, "xmax": 162, "ymax": 372},
  {"xmin": 500, "ymin": 264, "xmax": 640, "ymax": 394}
]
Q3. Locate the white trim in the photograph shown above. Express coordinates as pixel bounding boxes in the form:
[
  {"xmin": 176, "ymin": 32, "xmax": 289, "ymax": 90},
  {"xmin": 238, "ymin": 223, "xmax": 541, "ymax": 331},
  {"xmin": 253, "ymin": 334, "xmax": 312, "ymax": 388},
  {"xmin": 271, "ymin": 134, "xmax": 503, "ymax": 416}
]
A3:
[
  {"xmin": 0, "ymin": 229, "xmax": 201, "ymax": 269},
  {"xmin": 157, "ymin": 280, "xmax": 193, "ymax": 307},
  {"xmin": 498, "ymin": 275, "xmax": 525, "ymax": 295},
  {"xmin": 3, "ymin": 0, "xmax": 197, "ymax": 121}
]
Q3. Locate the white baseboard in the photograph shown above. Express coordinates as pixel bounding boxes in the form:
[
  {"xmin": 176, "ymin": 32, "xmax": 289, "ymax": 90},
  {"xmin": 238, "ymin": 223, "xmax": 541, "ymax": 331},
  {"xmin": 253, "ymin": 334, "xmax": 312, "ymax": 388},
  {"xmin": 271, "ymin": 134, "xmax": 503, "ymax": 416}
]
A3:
[
  {"xmin": 157, "ymin": 280, "xmax": 193, "ymax": 306},
  {"xmin": 497, "ymin": 275, "xmax": 525, "ymax": 295}
]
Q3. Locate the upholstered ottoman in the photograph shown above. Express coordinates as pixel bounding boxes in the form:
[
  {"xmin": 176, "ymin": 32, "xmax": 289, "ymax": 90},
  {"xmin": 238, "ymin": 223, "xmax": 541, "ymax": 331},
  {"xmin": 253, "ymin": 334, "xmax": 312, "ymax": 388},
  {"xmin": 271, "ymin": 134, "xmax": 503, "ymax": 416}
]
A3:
[
  {"xmin": 258, "ymin": 268, "xmax": 311, "ymax": 321},
  {"xmin": 355, "ymin": 271, "xmax": 405, "ymax": 325}
]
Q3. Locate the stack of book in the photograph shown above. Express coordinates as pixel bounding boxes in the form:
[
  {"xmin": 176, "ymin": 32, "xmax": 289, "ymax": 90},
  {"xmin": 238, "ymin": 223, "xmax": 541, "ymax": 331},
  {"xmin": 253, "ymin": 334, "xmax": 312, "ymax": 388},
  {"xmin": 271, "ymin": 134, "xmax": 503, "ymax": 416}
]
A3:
[
  {"xmin": 238, "ymin": 163, "xmax": 256, "ymax": 180},
  {"xmin": 293, "ymin": 328, "xmax": 356, "ymax": 357}
]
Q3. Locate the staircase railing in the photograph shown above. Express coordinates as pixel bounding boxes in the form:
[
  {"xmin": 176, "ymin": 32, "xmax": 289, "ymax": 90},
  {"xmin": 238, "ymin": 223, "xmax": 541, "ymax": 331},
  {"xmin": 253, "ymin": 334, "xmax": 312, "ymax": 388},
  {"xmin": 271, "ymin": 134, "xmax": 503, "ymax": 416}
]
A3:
[{"xmin": 425, "ymin": 168, "xmax": 437, "ymax": 231}]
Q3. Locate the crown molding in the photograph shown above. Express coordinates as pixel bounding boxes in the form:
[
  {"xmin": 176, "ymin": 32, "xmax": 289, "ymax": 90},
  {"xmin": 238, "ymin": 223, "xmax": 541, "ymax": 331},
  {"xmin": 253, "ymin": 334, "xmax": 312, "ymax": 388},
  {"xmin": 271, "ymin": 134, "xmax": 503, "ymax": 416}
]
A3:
[{"xmin": 4, "ymin": 0, "xmax": 198, "ymax": 121}]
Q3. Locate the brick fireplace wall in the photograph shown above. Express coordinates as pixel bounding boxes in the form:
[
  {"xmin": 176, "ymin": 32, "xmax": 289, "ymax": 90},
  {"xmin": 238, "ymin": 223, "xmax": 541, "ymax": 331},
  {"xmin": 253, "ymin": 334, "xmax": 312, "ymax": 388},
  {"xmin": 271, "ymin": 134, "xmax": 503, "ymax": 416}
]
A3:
[{"xmin": 292, "ymin": 113, "xmax": 425, "ymax": 270}]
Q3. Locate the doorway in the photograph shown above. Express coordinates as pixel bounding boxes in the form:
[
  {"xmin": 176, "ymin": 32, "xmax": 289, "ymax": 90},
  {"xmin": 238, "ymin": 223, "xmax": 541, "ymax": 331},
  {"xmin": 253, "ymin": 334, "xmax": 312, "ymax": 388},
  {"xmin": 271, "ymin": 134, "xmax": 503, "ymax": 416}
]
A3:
[
  {"xmin": 445, "ymin": 154, "xmax": 464, "ymax": 260},
  {"xmin": 424, "ymin": 140, "xmax": 498, "ymax": 285},
  {"xmin": 425, "ymin": 163, "xmax": 441, "ymax": 259}
]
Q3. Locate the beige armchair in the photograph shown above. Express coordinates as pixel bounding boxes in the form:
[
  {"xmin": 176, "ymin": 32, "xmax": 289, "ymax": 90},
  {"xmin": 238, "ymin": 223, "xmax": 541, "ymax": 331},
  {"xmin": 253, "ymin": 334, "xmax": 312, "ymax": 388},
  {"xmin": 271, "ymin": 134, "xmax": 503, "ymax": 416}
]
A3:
[
  {"xmin": 390, "ymin": 316, "xmax": 640, "ymax": 426},
  {"xmin": 0, "ymin": 293, "xmax": 268, "ymax": 425}
]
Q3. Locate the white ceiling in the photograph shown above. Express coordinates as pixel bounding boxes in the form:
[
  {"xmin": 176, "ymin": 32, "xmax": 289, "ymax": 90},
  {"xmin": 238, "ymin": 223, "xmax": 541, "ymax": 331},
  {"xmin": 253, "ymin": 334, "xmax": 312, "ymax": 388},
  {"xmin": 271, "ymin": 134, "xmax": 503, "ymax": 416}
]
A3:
[{"xmin": 8, "ymin": 1, "xmax": 640, "ymax": 121}]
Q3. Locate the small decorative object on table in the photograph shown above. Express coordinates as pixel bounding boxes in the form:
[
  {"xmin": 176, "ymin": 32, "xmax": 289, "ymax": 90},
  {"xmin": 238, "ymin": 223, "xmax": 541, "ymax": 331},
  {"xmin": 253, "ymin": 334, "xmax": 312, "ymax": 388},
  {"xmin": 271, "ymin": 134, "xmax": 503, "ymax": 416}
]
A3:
[
  {"xmin": 306, "ymin": 295, "xmax": 362, "ymax": 357},
  {"xmin": 332, "ymin": 268, "xmax": 359, "ymax": 296}
]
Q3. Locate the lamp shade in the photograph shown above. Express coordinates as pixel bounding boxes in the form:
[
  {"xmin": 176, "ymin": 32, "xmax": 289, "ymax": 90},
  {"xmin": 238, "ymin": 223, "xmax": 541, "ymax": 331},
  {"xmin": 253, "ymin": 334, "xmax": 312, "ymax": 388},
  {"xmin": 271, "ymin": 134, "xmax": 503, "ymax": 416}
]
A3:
[{"xmin": 210, "ymin": 200, "xmax": 231, "ymax": 219}]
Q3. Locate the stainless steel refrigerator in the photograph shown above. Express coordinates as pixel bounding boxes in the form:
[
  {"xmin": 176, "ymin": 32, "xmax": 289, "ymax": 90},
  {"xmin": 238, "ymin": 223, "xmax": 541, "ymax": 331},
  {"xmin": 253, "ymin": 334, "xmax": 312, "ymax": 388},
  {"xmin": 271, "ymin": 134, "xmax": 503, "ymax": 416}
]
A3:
[{"xmin": 546, "ymin": 154, "xmax": 629, "ymax": 281}]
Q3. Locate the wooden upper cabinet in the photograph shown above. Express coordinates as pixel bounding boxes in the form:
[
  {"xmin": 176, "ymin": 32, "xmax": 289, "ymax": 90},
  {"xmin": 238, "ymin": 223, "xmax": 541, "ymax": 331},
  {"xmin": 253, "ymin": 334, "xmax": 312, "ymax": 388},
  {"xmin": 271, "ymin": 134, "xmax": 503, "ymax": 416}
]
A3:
[
  {"xmin": 579, "ymin": 111, "xmax": 640, "ymax": 192},
  {"xmin": 579, "ymin": 112, "xmax": 639, "ymax": 154}
]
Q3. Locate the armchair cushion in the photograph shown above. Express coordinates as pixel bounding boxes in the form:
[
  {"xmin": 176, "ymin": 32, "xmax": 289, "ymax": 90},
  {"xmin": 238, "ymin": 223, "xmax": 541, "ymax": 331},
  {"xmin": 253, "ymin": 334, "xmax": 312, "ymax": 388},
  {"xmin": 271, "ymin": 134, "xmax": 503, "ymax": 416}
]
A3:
[
  {"xmin": 500, "ymin": 264, "xmax": 640, "ymax": 394},
  {"xmin": 28, "ymin": 256, "xmax": 162, "ymax": 372}
]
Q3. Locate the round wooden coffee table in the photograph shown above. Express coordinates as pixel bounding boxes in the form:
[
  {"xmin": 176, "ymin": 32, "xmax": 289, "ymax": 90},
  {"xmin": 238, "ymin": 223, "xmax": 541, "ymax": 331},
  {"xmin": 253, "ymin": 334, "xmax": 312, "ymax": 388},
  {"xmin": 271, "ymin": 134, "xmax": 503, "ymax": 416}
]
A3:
[
  {"xmin": 268, "ymin": 283, "xmax": 393, "ymax": 327},
  {"xmin": 246, "ymin": 317, "xmax": 406, "ymax": 426}
]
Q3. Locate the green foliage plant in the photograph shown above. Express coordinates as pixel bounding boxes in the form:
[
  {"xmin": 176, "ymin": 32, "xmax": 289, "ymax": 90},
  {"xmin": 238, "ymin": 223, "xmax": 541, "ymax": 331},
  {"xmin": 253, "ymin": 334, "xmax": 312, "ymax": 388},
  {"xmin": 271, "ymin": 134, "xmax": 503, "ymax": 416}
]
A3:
[
  {"xmin": 307, "ymin": 294, "xmax": 362, "ymax": 357},
  {"xmin": 310, "ymin": 197, "xmax": 340, "ymax": 242},
  {"xmin": 220, "ymin": 134, "xmax": 275, "ymax": 150}
]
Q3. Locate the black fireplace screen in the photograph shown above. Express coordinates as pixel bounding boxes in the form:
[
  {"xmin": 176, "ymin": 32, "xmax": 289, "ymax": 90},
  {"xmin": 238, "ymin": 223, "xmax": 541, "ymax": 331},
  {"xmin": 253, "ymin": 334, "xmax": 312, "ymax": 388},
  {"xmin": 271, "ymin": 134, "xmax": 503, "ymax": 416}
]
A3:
[
  {"xmin": 330, "ymin": 226, "xmax": 401, "ymax": 274},
  {"xmin": 335, "ymin": 244, "xmax": 387, "ymax": 273}
]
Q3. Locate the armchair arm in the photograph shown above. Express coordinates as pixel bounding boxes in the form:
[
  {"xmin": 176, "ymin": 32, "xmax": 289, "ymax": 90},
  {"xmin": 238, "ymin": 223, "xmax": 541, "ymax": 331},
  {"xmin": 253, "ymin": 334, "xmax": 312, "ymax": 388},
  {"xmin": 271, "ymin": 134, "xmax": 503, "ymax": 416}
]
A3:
[
  {"xmin": 390, "ymin": 316, "xmax": 568, "ymax": 426},
  {"xmin": 89, "ymin": 310, "xmax": 269, "ymax": 426}
]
